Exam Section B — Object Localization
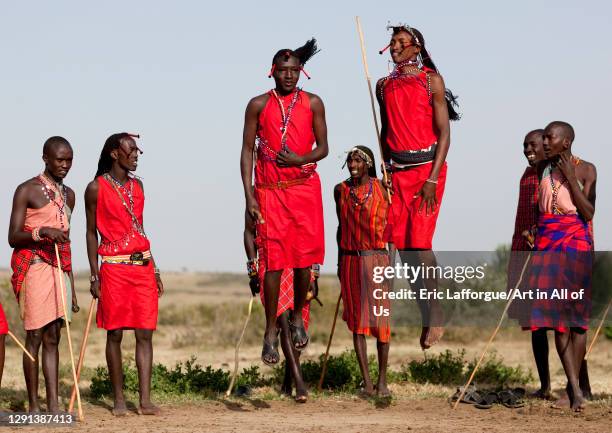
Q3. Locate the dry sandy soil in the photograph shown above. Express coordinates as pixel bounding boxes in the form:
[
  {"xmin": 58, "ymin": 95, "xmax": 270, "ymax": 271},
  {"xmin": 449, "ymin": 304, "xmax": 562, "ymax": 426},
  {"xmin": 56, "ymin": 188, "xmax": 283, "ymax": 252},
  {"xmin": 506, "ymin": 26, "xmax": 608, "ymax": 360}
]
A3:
[
  {"xmin": 6, "ymin": 398, "xmax": 612, "ymax": 433},
  {"xmin": 0, "ymin": 270, "xmax": 610, "ymax": 432}
]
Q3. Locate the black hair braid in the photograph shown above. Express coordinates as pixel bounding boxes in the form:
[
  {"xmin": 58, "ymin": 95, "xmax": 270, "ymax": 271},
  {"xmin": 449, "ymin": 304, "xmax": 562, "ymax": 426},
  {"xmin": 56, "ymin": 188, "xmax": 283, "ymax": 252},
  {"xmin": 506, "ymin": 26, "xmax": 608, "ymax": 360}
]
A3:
[
  {"xmin": 407, "ymin": 28, "xmax": 461, "ymax": 121},
  {"xmin": 95, "ymin": 132, "xmax": 129, "ymax": 178},
  {"xmin": 272, "ymin": 38, "xmax": 320, "ymax": 66}
]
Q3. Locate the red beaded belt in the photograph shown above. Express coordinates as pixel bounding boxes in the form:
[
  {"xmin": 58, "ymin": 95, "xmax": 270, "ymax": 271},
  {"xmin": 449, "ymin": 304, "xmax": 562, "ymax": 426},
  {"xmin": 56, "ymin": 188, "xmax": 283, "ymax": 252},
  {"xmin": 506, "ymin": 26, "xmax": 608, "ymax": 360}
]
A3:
[
  {"xmin": 256, "ymin": 175, "xmax": 312, "ymax": 190},
  {"xmin": 101, "ymin": 250, "xmax": 152, "ymax": 265}
]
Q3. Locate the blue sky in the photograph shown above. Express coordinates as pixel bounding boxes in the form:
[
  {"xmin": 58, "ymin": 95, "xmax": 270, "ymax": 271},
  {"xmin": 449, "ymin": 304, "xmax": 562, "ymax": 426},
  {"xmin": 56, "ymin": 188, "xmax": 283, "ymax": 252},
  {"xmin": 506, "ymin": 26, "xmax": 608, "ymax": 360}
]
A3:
[{"xmin": 1, "ymin": 1, "xmax": 610, "ymax": 271}]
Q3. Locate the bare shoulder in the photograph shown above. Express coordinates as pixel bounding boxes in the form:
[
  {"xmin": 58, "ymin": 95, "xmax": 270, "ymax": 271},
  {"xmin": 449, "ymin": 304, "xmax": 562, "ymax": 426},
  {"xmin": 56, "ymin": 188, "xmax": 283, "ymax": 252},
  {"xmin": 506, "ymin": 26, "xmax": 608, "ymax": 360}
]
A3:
[
  {"xmin": 134, "ymin": 177, "xmax": 144, "ymax": 191},
  {"xmin": 14, "ymin": 177, "xmax": 39, "ymax": 196},
  {"xmin": 579, "ymin": 159, "xmax": 597, "ymax": 179},
  {"xmin": 304, "ymin": 91, "xmax": 324, "ymax": 108},
  {"xmin": 64, "ymin": 185, "xmax": 76, "ymax": 209},
  {"xmin": 428, "ymin": 72, "xmax": 446, "ymax": 91},
  {"xmin": 84, "ymin": 178, "xmax": 99, "ymax": 198},
  {"xmin": 247, "ymin": 93, "xmax": 270, "ymax": 112},
  {"xmin": 376, "ymin": 77, "xmax": 388, "ymax": 90}
]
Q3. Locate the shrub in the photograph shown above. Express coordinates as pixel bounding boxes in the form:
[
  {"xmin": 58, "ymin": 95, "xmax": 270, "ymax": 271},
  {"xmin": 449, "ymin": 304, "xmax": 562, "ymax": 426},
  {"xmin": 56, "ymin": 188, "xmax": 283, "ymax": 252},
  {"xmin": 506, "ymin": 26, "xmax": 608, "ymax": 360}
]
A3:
[{"xmin": 403, "ymin": 350, "xmax": 465, "ymax": 385}]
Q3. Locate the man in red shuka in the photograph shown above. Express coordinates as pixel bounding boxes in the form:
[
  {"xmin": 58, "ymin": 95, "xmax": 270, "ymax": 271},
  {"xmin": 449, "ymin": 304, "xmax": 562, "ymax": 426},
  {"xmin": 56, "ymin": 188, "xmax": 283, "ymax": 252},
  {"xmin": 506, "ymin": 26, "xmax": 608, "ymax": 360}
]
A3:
[
  {"xmin": 85, "ymin": 133, "xmax": 164, "ymax": 417},
  {"xmin": 240, "ymin": 39, "xmax": 328, "ymax": 365},
  {"xmin": 377, "ymin": 23, "xmax": 460, "ymax": 349}
]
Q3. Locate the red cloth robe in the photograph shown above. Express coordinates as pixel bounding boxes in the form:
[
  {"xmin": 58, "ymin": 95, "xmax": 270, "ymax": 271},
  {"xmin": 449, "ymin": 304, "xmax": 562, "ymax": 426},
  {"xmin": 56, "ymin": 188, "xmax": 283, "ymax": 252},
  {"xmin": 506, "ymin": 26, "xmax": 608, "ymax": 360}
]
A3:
[
  {"xmin": 382, "ymin": 68, "xmax": 446, "ymax": 250},
  {"xmin": 95, "ymin": 176, "xmax": 158, "ymax": 330}
]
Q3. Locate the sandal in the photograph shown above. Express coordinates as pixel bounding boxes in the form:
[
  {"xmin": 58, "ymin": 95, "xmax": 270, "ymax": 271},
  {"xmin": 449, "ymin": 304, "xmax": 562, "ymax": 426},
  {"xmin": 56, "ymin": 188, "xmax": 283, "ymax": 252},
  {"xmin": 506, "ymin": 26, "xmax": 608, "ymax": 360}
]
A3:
[
  {"xmin": 474, "ymin": 391, "xmax": 499, "ymax": 409},
  {"xmin": 261, "ymin": 334, "xmax": 280, "ymax": 366},
  {"xmin": 498, "ymin": 389, "xmax": 525, "ymax": 408},
  {"xmin": 449, "ymin": 385, "xmax": 481, "ymax": 405},
  {"xmin": 288, "ymin": 317, "xmax": 309, "ymax": 351}
]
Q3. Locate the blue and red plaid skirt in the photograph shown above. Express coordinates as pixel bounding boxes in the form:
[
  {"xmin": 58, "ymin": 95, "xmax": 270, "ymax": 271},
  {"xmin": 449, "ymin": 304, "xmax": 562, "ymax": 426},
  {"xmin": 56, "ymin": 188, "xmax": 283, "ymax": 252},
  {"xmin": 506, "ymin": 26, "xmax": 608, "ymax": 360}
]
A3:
[{"xmin": 528, "ymin": 213, "xmax": 592, "ymax": 332}]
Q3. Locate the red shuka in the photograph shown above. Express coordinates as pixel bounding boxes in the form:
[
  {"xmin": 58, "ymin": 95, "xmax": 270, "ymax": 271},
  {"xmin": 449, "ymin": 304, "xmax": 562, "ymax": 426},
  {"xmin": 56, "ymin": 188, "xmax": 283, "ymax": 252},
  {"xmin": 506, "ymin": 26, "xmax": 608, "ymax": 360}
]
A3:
[
  {"xmin": 382, "ymin": 69, "xmax": 446, "ymax": 250},
  {"xmin": 338, "ymin": 180, "xmax": 391, "ymax": 342},
  {"xmin": 0, "ymin": 303, "xmax": 8, "ymax": 335},
  {"xmin": 254, "ymin": 89, "xmax": 324, "ymax": 271},
  {"xmin": 95, "ymin": 176, "xmax": 158, "ymax": 331}
]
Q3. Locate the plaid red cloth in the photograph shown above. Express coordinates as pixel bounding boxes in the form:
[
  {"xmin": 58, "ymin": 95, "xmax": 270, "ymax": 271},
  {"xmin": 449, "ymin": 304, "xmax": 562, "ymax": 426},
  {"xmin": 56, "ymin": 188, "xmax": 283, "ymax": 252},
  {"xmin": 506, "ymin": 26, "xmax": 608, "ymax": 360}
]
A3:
[
  {"xmin": 10, "ymin": 229, "xmax": 72, "ymax": 299},
  {"xmin": 511, "ymin": 167, "xmax": 539, "ymax": 251},
  {"xmin": 257, "ymin": 265, "xmax": 311, "ymax": 330},
  {"xmin": 528, "ymin": 213, "xmax": 592, "ymax": 331}
]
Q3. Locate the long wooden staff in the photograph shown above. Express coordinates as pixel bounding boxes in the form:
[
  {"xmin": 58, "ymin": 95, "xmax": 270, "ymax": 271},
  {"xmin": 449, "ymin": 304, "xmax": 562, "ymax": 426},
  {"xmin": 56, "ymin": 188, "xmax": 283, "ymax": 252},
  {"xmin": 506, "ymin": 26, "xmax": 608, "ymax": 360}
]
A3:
[
  {"xmin": 452, "ymin": 253, "xmax": 532, "ymax": 409},
  {"xmin": 68, "ymin": 298, "xmax": 97, "ymax": 413},
  {"xmin": 317, "ymin": 293, "xmax": 342, "ymax": 391},
  {"xmin": 7, "ymin": 330, "xmax": 35, "ymax": 362},
  {"xmin": 356, "ymin": 16, "xmax": 392, "ymax": 204},
  {"xmin": 584, "ymin": 297, "xmax": 612, "ymax": 360},
  {"xmin": 226, "ymin": 295, "xmax": 255, "ymax": 397},
  {"xmin": 54, "ymin": 244, "xmax": 83, "ymax": 421}
]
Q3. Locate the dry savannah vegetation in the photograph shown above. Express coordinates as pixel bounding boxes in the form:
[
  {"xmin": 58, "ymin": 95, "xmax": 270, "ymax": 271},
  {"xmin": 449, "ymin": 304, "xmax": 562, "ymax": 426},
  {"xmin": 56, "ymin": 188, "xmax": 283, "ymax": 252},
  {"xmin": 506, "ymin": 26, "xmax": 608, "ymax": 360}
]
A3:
[{"xmin": 0, "ymin": 269, "xmax": 610, "ymax": 432}]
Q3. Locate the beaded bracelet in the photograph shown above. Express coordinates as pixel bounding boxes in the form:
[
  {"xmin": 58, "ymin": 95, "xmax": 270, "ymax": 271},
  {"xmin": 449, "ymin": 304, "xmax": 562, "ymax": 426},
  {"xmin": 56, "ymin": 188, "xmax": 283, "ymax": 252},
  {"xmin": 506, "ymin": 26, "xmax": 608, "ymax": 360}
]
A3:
[
  {"xmin": 425, "ymin": 178, "xmax": 438, "ymax": 184},
  {"xmin": 311, "ymin": 263, "xmax": 321, "ymax": 278},
  {"xmin": 32, "ymin": 227, "xmax": 42, "ymax": 242},
  {"xmin": 247, "ymin": 258, "xmax": 258, "ymax": 278}
]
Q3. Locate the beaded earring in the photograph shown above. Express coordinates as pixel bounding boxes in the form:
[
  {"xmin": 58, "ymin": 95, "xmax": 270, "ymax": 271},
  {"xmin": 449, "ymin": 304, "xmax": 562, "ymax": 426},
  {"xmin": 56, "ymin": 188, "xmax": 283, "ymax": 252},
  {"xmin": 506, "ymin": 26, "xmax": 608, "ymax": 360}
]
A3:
[
  {"xmin": 267, "ymin": 64, "xmax": 276, "ymax": 78},
  {"xmin": 300, "ymin": 66, "xmax": 311, "ymax": 79}
]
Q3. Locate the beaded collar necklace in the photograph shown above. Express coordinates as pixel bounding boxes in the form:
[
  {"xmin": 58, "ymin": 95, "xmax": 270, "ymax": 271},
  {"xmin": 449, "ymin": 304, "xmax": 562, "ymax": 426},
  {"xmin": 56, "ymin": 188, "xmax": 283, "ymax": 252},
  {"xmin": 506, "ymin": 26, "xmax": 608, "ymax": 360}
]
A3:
[
  {"xmin": 38, "ymin": 173, "xmax": 68, "ymax": 229},
  {"xmin": 349, "ymin": 178, "xmax": 373, "ymax": 207},
  {"xmin": 106, "ymin": 173, "xmax": 135, "ymax": 213},
  {"xmin": 271, "ymin": 88, "xmax": 301, "ymax": 151},
  {"xmin": 549, "ymin": 156, "xmax": 580, "ymax": 215}
]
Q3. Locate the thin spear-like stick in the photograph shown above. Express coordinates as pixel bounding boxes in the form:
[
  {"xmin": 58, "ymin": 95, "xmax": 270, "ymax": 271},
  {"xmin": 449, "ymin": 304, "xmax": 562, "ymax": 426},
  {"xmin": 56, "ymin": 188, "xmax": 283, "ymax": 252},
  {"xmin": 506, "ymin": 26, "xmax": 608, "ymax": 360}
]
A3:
[
  {"xmin": 356, "ymin": 16, "xmax": 392, "ymax": 204},
  {"xmin": 54, "ymin": 244, "xmax": 83, "ymax": 421},
  {"xmin": 7, "ymin": 331, "xmax": 35, "ymax": 362},
  {"xmin": 318, "ymin": 293, "xmax": 342, "ymax": 391},
  {"xmin": 452, "ymin": 253, "xmax": 531, "ymax": 409},
  {"xmin": 226, "ymin": 295, "xmax": 255, "ymax": 396},
  {"xmin": 585, "ymin": 298, "xmax": 611, "ymax": 360},
  {"xmin": 69, "ymin": 298, "xmax": 97, "ymax": 413}
]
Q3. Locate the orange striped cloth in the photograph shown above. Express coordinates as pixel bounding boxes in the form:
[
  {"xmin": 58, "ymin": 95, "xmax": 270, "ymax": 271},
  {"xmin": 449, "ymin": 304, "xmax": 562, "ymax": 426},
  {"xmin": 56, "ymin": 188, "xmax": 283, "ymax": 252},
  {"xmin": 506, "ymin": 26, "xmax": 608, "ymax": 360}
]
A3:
[{"xmin": 338, "ymin": 179, "xmax": 391, "ymax": 342}]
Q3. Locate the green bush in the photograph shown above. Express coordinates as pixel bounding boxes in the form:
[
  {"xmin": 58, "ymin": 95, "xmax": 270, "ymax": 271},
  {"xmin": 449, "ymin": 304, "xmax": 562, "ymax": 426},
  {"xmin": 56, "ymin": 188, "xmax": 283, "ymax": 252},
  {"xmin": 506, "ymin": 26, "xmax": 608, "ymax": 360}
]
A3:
[
  {"xmin": 401, "ymin": 350, "xmax": 532, "ymax": 387},
  {"xmin": 604, "ymin": 326, "xmax": 612, "ymax": 340},
  {"xmin": 404, "ymin": 350, "xmax": 465, "ymax": 384},
  {"xmin": 90, "ymin": 357, "xmax": 269, "ymax": 398}
]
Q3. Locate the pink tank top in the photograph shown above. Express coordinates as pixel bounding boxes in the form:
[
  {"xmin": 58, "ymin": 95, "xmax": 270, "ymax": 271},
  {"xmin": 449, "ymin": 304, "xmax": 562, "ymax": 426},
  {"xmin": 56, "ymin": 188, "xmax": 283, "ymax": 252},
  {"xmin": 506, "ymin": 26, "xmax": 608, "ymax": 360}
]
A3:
[{"xmin": 539, "ymin": 166, "xmax": 579, "ymax": 215}]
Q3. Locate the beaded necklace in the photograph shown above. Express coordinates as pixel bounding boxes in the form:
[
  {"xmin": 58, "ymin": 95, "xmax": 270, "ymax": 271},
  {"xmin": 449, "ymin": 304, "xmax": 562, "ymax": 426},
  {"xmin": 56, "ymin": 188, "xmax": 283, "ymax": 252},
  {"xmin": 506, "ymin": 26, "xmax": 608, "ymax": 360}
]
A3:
[
  {"xmin": 549, "ymin": 156, "xmax": 580, "ymax": 215},
  {"xmin": 38, "ymin": 173, "xmax": 68, "ymax": 229},
  {"xmin": 102, "ymin": 173, "xmax": 147, "ymax": 252},
  {"xmin": 271, "ymin": 88, "xmax": 301, "ymax": 150},
  {"xmin": 107, "ymin": 173, "xmax": 135, "ymax": 213},
  {"xmin": 349, "ymin": 178, "xmax": 373, "ymax": 207},
  {"xmin": 378, "ymin": 60, "xmax": 431, "ymax": 102},
  {"xmin": 256, "ymin": 89, "xmax": 301, "ymax": 163}
]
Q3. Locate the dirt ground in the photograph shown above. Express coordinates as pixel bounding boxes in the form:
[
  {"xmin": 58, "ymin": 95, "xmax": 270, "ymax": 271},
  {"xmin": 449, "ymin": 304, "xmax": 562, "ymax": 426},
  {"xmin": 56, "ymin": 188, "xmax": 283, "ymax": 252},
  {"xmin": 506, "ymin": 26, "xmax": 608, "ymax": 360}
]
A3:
[
  {"xmin": 8, "ymin": 398, "xmax": 612, "ymax": 433},
  {"xmin": 1, "ymin": 270, "xmax": 611, "ymax": 432}
]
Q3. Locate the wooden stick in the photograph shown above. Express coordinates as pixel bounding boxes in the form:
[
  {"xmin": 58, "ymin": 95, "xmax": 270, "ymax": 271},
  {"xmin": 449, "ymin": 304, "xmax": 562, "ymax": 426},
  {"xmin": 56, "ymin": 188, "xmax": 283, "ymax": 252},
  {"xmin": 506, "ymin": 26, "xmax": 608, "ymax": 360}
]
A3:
[
  {"xmin": 452, "ymin": 253, "xmax": 531, "ymax": 409},
  {"xmin": 69, "ymin": 298, "xmax": 97, "ymax": 413},
  {"xmin": 226, "ymin": 295, "xmax": 255, "ymax": 397},
  {"xmin": 54, "ymin": 244, "xmax": 83, "ymax": 421},
  {"xmin": 355, "ymin": 16, "xmax": 392, "ymax": 204},
  {"xmin": 318, "ymin": 293, "xmax": 342, "ymax": 391},
  {"xmin": 7, "ymin": 330, "xmax": 35, "ymax": 362},
  {"xmin": 585, "ymin": 298, "xmax": 612, "ymax": 360}
]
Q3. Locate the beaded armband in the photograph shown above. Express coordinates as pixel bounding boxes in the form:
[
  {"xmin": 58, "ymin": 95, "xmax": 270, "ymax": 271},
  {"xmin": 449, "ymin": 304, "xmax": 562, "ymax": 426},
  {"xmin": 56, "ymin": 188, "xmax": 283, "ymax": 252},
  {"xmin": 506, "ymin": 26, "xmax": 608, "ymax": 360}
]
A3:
[{"xmin": 247, "ymin": 258, "xmax": 259, "ymax": 278}]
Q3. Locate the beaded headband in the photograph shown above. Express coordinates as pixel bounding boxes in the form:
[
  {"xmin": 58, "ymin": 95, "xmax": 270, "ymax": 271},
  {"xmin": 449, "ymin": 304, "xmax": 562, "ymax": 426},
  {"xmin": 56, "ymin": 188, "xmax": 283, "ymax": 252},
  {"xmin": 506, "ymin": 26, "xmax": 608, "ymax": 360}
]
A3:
[
  {"xmin": 386, "ymin": 21, "xmax": 421, "ymax": 46},
  {"xmin": 347, "ymin": 147, "xmax": 373, "ymax": 168}
]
